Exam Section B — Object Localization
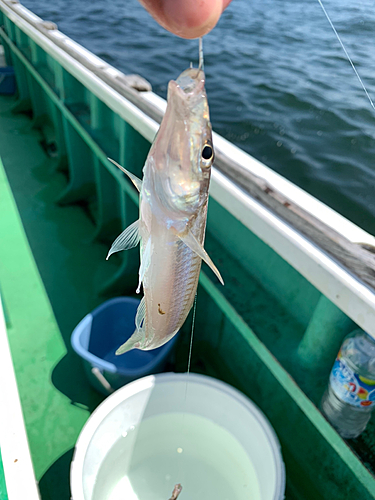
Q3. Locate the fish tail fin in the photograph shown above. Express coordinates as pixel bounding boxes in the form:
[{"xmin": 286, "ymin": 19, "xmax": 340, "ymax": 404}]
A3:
[
  {"xmin": 115, "ymin": 327, "xmax": 145, "ymax": 355},
  {"xmin": 116, "ymin": 297, "xmax": 147, "ymax": 355}
]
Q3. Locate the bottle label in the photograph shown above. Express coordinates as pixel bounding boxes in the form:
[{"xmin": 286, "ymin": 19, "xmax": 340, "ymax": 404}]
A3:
[{"xmin": 330, "ymin": 352, "xmax": 375, "ymax": 408}]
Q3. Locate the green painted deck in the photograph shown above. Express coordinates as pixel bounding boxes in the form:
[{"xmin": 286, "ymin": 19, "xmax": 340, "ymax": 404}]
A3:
[{"xmin": 1, "ymin": 6, "xmax": 375, "ymax": 499}]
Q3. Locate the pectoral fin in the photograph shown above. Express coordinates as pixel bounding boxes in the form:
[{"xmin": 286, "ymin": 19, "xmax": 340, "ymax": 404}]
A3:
[
  {"xmin": 106, "ymin": 219, "xmax": 140, "ymax": 260},
  {"xmin": 178, "ymin": 230, "xmax": 224, "ymax": 285},
  {"xmin": 108, "ymin": 158, "xmax": 142, "ymax": 192}
]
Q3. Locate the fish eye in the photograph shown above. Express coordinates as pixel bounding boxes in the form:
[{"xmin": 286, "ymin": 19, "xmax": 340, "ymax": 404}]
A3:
[
  {"xmin": 202, "ymin": 145, "xmax": 213, "ymax": 160},
  {"xmin": 201, "ymin": 142, "xmax": 214, "ymax": 166}
]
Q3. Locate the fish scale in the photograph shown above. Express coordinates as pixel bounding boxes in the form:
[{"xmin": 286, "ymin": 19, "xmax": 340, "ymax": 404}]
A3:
[{"xmin": 170, "ymin": 245, "xmax": 201, "ymax": 324}]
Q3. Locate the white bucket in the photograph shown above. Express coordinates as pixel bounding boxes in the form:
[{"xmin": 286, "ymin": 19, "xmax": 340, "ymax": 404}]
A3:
[{"xmin": 71, "ymin": 373, "xmax": 285, "ymax": 500}]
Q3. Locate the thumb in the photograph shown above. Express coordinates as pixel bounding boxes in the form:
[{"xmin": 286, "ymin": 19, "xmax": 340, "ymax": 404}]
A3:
[{"xmin": 139, "ymin": 0, "xmax": 232, "ymax": 39}]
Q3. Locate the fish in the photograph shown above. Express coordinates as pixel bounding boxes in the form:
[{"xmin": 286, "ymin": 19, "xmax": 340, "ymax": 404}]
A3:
[{"xmin": 107, "ymin": 62, "xmax": 223, "ymax": 354}]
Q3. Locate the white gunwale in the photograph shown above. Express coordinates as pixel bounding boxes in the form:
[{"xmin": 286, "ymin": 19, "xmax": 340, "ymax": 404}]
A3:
[{"xmin": 0, "ymin": 294, "xmax": 40, "ymax": 500}]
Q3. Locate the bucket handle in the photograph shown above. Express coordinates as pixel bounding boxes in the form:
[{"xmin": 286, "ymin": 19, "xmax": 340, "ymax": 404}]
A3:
[{"xmin": 91, "ymin": 367, "xmax": 114, "ymax": 394}]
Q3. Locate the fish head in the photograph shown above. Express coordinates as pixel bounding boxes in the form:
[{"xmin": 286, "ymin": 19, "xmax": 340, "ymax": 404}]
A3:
[{"xmin": 149, "ymin": 67, "xmax": 214, "ymax": 223}]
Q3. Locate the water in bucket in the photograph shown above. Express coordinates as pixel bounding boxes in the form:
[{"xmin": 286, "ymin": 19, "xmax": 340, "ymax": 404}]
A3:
[{"xmin": 92, "ymin": 412, "xmax": 261, "ymax": 500}]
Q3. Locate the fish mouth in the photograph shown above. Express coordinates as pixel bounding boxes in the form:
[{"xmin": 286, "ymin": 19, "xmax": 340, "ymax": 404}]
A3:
[{"xmin": 175, "ymin": 68, "xmax": 205, "ymax": 95}]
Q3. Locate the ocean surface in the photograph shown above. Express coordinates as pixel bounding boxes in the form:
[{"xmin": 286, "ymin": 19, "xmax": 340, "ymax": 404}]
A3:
[{"xmin": 22, "ymin": 0, "xmax": 375, "ymax": 234}]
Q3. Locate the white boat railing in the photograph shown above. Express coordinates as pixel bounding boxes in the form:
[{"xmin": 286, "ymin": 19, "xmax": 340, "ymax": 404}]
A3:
[{"xmin": 0, "ymin": 292, "xmax": 40, "ymax": 500}]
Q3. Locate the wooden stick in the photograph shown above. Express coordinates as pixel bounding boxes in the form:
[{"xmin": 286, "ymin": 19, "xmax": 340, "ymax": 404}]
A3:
[{"xmin": 169, "ymin": 484, "xmax": 182, "ymax": 500}]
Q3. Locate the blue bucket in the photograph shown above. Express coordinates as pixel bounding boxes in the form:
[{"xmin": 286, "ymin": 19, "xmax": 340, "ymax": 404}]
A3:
[
  {"xmin": 71, "ymin": 297, "xmax": 178, "ymax": 395},
  {"xmin": 0, "ymin": 67, "xmax": 16, "ymax": 95}
]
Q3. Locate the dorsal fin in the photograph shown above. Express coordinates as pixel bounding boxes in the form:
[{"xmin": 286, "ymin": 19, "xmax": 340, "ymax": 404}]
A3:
[{"xmin": 108, "ymin": 158, "xmax": 142, "ymax": 192}]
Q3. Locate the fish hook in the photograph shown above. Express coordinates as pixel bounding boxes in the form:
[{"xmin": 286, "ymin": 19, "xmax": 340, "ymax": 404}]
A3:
[{"xmin": 198, "ymin": 36, "xmax": 204, "ymax": 71}]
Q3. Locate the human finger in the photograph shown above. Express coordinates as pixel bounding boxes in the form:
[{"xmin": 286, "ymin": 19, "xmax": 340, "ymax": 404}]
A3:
[{"xmin": 139, "ymin": 0, "xmax": 233, "ymax": 39}]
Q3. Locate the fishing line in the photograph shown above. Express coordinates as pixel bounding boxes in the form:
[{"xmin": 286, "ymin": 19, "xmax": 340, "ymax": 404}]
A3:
[
  {"xmin": 186, "ymin": 292, "xmax": 197, "ymax": 381},
  {"xmin": 175, "ymin": 293, "xmax": 198, "ymax": 489},
  {"xmin": 316, "ymin": 0, "xmax": 375, "ymax": 111}
]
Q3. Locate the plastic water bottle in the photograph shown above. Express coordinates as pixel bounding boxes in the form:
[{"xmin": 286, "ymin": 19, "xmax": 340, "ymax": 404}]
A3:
[{"xmin": 321, "ymin": 329, "xmax": 375, "ymax": 439}]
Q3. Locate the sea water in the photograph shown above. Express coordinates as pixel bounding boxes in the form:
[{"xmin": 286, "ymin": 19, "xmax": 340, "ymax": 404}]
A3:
[{"xmin": 92, "ymin": 412, "xmax": 261, "ymax": 500}]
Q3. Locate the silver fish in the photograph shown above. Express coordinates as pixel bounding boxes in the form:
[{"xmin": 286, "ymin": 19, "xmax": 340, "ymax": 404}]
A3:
[{"xmin": 107, "ymin": 65, "xmax": 223, "ymax": 354}]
